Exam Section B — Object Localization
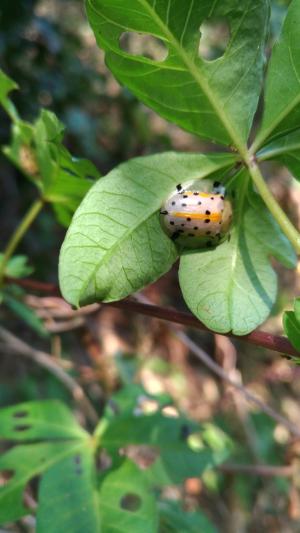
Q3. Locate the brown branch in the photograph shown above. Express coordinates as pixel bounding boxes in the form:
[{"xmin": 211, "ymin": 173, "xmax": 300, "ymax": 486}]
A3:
[
  {"xmin": 0, "ymin": 326, "xmax": 98, "ymax": 425},
  {"xmin": 4, "ymin": 276, "xmax": 299, "ymax": 357}
]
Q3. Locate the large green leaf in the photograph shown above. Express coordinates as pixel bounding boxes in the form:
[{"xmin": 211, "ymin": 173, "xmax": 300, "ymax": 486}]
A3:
[
  {"xmin": 86, "ymin": 0, "xmax": 269, "ymax": 149},
  {"xmin": 98, "ymin": 460, "xmax": 158, "ymax": 533},
  {"xmin": 254, "ymin": 0, "xmax": 300, "ymax": 150},
  {"xmin": 59, "ymin": 152, "xmax": 236, "ymax": 307},
  {"xmin": 179, "ymin": 172, "xmax": 297, "ymax": 335},
  {"xmin": 36, "ymin": 447, "xmax": 100, "ymax": 533}
]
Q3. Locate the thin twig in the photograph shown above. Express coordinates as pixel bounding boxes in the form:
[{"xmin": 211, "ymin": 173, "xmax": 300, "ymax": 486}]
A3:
[
  {"xmin": 4, "ymin": 276, "xmax": 299, "ymax": 358},
  {"xmin": 175, "ymin": 330, "xmax": 300, "ymax": 438},
  {"xmin": 135, "ymin": 293, "xmax": 300, "ymax": 439},
  {"xmin": 218, "ymin": 463, "xmax": 294, "ymax": 477},
  {"xmin": 0, "ymin": 326, "xmax": 98, "ymax": 425}
]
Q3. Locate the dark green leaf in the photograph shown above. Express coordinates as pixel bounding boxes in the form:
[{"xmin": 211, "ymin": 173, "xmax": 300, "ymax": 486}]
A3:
[
  {"xmin": 100, "ymin": 413, "xmax": 230, "ymax": 485},
  {"xmin": 86, "ymin": 0, "xmax": 269, "ymax": 149},
  {"xmin": 3, "ymin": 292, "xmax": 49, "ymax": 338},
  {"xmin": 179, "ymin": 172, "xmax": 296, "ymax": 335},
  {"xmin": 159, "ymin": 500, "xmax": 218, "ymax": 533},
  {"xmin": 36, "ymin": 447, "xmax": 100, "ymax": 533},
  {"xmin": 0, "ymin": 441, "xmax": 85, "ymax": 525},
  {"xmin": 59, "ymin": 152, "xmax": 236, "ymax": 306},
  {"xmin": 99, "ymin": 460, "xmax": 158, "ymax": 533},
  {"xmin": 255, "ymin": 0, "xmax": 300, "ymax": 149}
]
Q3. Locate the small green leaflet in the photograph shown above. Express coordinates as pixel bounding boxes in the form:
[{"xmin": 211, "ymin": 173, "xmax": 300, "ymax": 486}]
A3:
[
  {"xmin": 283, "ymin": 298, "xmax": 300, "ymax": 352},
  {"xmin": 0, "ymin": 69, "xmax": 19, "ymax": 121},
  {"xmin": 257, "ymin": 129, "xmax": 300, "ymax": 180},
  {"xmin": 59, "ymin": 152, "xmax": 236, "ymax": 307},
  {"xmin": 86, "ymin": 0, "xmax": 269, "ymax": 150}
]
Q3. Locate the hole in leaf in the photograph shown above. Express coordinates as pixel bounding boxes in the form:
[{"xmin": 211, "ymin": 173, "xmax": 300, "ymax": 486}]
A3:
[
  {"xmin": 199, "ymin": 18, "xmax": 231, "ymax": 61},
  {"xmin": 14, "ymin": 424, "xmax": 31, "ymax": 432},
  {"xmin": 119, "ymin": 445, "xmax": 159, "ymax": 469},
  {"xmin": 120, "ymin": 493, "xmax": 142, "ymax": 512},
  {"xmin": 13, "ymin": 410, "xmax": 28, "ymax": 418},
  {"xmin": 0, "ymin": 469, "xmax": 14, "ymax": 487},
  {"xmin": 119, "ymin": 32, "xmax": 168, "ymax": 62},
  {"xmin": 180, "ymin": 424, "xmax": 192, "ymax": 441}
]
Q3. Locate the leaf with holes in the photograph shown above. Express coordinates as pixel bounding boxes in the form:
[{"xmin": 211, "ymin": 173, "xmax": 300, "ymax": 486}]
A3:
[
  {"xmin": 0, "ymin": 400, "xmax": 88, "ymax": 441},
  {"xmin": 159, "ymin": 500, "xmax": 217, "ymax": 533},
  {"xmin": 254, "ymin": 0, "xmax": 300, "ymax": 150},
  {"xmin": 283, "ymin": 298, "xmax": 300, "ymax": 352},
  {"xmin": 100, "ymin": 412, "xmax": 231, "ymax": 485},
  {"xmin": 86, "ymin": 0, "xmax": 269, "ymax": 149},
  {"xmin": 0, "ymin": 401, "xmax": 96, "ymax": 527},
  {"xmin": 59, "ymin": 151, "xmax": 236, "ymax": 306},
  {"xmin": 99, "ymin": 460, "xmax": 158, "ymax": 533},
  {"xmin": 179, "ymin": 171, "xmax": 297, "ymax": 335}
]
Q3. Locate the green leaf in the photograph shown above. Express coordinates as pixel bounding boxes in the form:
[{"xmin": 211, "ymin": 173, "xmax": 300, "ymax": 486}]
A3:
[
  {"xmin": 255, "ymin": 0, "xmax": 300, "ymax": 150},
  {"xmin": 283, "ymin": 304, "xmax": 300, "ymax": 352},
  {"xmin": 179, "ymin": 172, "xmax": 297, "ymax": 335},
  {"xmin": 3, "ymin": 292, "xmax": 49, "ymax": 338},
  {"xmin": 159, "ymin": 500, "xmax": 218, "ymax": 533},
  {"xmin": 36, "ymin": 446, "xmax": 100, "ymax": 533},
  {"xmin": 257, "ymin": 129, "xmax": 300, "ymax": 180},
  {"xmin": 59, "ymin": 152, "xmax": 236, "ymax": 306},
  {"xmin": 0, "ymin": 401, "xmax": 91, "ymax": 526},
  {"xmin": 98, "ymin": 460, "xmax": 158, "ymax": 533},
  {"xmin": 100, "ymin": 413, "xmax": 230, "ymax": 486},
  {"xmin": 0, "ymin": 254, "xmax": 33, "ymax": 278},
  {"xmin": 3, "ymin": 109, "xmax": 100, "ymax": 227},
  {"xmin": 86, "ymin": 0, "xmax": 269, "ymax": 149},
  {"xmin": 0, "ymin": 441, "xmax": 85, "ymax": 525},
  {"xmin": 0, "ymin": 400, "xmax": 88, "ymax": 441},
  {"xmin": 0, "ymin": 69, "xmax": 18, "ymax": 121}
]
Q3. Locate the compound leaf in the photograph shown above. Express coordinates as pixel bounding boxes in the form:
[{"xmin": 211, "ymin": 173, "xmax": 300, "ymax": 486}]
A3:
[{"xmin": 86, "ymin": 0, "xmax": 269, "ymax": 149}]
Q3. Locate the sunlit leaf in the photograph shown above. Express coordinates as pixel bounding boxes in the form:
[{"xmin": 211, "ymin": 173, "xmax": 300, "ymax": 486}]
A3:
[
  {"xmin": 59, "ymin": 152, "xmax": 236, "ymax": 306},
  {"xmin": 86, "ymin": 0, "xmax": 269, "ymax": 149}
]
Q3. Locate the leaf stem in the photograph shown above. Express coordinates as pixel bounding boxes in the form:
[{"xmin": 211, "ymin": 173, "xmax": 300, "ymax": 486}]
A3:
[
  {"xmin": 0, "ymin": 198, "xmax": 44, "ymax": 285},
  {"xmin": 247, "ymin": 159, "xmax": 300, "ymax": 253}
]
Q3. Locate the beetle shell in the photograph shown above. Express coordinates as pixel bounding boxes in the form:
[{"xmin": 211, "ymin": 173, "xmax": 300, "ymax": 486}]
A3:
[{"xmin": 160, "ymin": 182, "xmax": 232, "ymax": 248}]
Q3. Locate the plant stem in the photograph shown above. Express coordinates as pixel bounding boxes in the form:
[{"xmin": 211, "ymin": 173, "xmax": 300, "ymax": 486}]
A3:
[
  {"xmin": 0, "ymin": 198, "xmax": 44, "ymax": 284},
  {"xmin": 247, "ymin": 159, "xmax": 300, "ymax": 253}
]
